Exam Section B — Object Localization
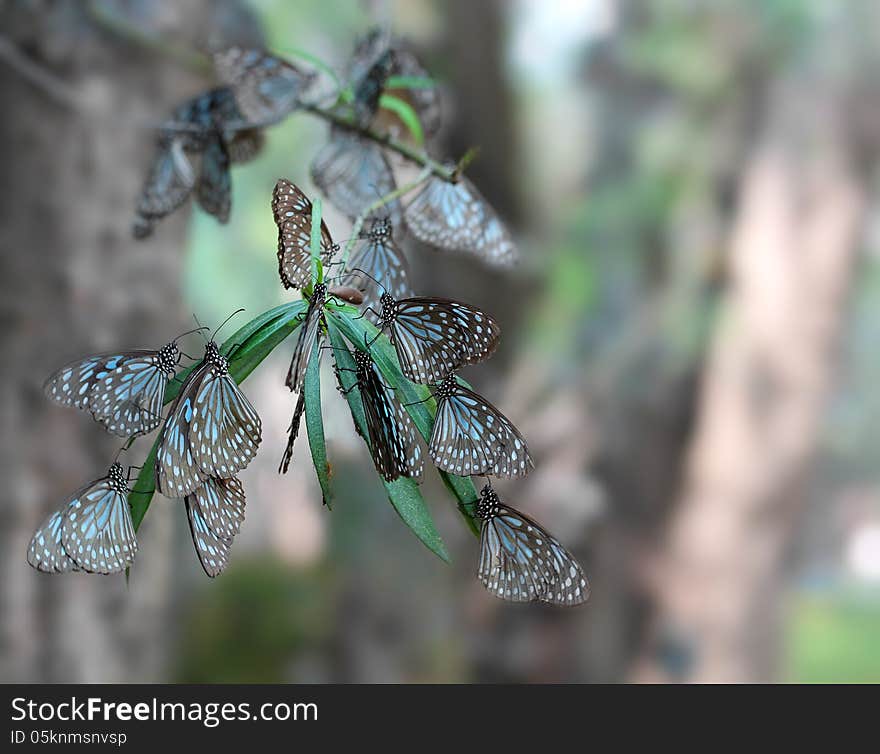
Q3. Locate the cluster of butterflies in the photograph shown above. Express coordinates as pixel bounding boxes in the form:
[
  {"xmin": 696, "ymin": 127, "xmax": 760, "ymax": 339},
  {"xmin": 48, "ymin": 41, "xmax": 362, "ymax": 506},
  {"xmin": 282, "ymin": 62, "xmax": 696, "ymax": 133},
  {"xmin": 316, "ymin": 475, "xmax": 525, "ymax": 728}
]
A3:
[
  {"xmin": 273, "ymin": 179, "xmax": 588, "ymax": 605},
  {"xmin": 29, "ymin": 323, "xmax": 261, "ymax": 578},
  {"xmin": 131, "ymin": 30, "xmax": 517, "ymax": 269}
]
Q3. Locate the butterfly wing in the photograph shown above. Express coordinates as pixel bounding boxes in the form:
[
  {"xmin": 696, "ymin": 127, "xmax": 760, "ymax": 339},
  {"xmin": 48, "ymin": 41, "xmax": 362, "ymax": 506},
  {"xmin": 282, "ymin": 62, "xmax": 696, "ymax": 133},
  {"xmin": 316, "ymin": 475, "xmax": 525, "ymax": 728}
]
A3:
[
  {"xmin": 310, "ymin": 130, "xmax": 402, "ymax": 225},
  {"xmin": 430, "ymin": 383, "xmax": 532, "ymax": 478},
  {"xmin": 404, "ymin": 175, "xmax": 517, "ymax": 267},
  {"xmin": 156, "ymin": 363, "xmax": 211, "ymax": 498},
  {"xmin": 27, "ymin": 509, "xmax": 78, "ymax": 573},
  {"xmin": 226, "ymin": 127, "xmax": 264, "ymax": 164},
  {"xmin": 214, "ymin": 47, "xmax": 315, "ymax": 125},
  {"xmin": 189, "ymin": 476, "xmax": 246, "ymax": 540},
  {"xmin": 286, "ymin": 295, "xmax": 324, "ymax": 392},
  {"xmin": 195, "ymin": 133, "xmax": 231, "ymax": 223},
  {"xmin": 45, "ymin": 355, "xmax": 111, "ymax": 412},
  {"xmin": 479, "ymin": 505, "xmax": 588, "ymax": 605},
  {"xmin": 190, "ymin": 371, "xmax": 262, "ymax": 478},
  {"xmin": 135, "ymin": 138, "xmax": 196, "ymax": 220},
  {"xmin": 273, "ymin": 179, "xmax": 336, "ymax": 289},
  {"xmin": 61, "ymin": 479, "xmax": 137, "ymax": 574},
  {"xmin": 185, "ymin": 492, "xmax": 232, "ymax": 578},
  {"xmin": 360, "ymin": 360, "xmax": 423, "ymax": 481},
  {"xmin": 86, "ymin": 352, "xmax": 171, "ymax": 437},
  {"xmin": 343, "ymin": 235, "xmax": 412, "ymax": 324},
  {"xmin": 388, "ymin": 298, "xmax": 500, "ymax": 384}
]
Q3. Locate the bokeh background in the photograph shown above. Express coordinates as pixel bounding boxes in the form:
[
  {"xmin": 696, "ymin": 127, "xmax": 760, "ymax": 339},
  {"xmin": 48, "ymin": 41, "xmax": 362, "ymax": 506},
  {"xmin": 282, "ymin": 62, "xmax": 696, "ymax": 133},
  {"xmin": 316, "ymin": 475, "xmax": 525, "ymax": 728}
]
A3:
[{"xmin": 3, "ymin": 0, "xmax": 880, "ymax": 683}]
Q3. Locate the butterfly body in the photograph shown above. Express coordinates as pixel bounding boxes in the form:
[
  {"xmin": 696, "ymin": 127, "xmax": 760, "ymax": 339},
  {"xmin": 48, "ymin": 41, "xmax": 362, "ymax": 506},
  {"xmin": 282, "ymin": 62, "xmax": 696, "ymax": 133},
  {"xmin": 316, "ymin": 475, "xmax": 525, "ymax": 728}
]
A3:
[
  {"xmin": 377, "ymin": 292, "xmax": 500, "ymax": 384},
  {"xmin": 45, "ymin": 342, "xmax": 180, "ymax": 437},
  {"xmin": 429, "ymin": 374, "xmax": 532, "ymax": 478},
  {"xmin": 475, "ymin": 484, "xmax": 588, "ymax": 605},
  {"xmin": 157, "ymin": 341, "xmax": 262, "ymax": 498}
]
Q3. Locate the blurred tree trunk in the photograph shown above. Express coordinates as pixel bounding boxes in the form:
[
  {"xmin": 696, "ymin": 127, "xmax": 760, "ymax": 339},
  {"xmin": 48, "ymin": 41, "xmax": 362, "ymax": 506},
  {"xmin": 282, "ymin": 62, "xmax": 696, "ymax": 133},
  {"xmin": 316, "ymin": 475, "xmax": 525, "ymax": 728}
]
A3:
[
  {"xmin": 0, "ymin": 0, "xmax": 258, "ymax": 682},
  {"xmin": 634, "ymin": 78, "xmax": 866, "ymax": 683}
]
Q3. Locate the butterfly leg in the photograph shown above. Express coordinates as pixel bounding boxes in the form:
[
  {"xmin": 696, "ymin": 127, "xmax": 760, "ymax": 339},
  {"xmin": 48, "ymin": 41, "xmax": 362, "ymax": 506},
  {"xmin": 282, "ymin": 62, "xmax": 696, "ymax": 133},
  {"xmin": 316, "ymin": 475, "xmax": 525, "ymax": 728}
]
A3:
[{"xmin": 352, "ymin": 306, "xmax": 381, "ymax": 322}]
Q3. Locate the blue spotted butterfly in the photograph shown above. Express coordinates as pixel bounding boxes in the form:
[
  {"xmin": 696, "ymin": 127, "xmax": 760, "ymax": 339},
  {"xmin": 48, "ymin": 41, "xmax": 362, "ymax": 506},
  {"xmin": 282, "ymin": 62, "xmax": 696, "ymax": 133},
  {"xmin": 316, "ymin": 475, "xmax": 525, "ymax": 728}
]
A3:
[
  {"xmin": 310, "ymin": 128, "xmax": 402, "ymax": 226},
  {"xmin": 195, "ymin": 131, "xmax": 231, "ymax": 223},
  {"xmin": 156, "ymin": 340, "xmax": 262, "ymax": 499},
  {"xmin": 27, "ymin": 462, "xmax": 138, "ymax": 575},
  {"xmin": 342, "ymin": 217, "xmax": 412, "ymax": 324},
  {"xmin": 404, "ymin": 173, "xmax": 518, "ymax": 267},
  {"xmin": 184, "ymin": 476, "xmax": 246, "ymax": 577},
  {"xmin": 44, "ymin": 338, "xmax": 186, "ymax": 438},
  {"xmin": 286, "ymin": 283, "xmax": 327, "ymax": 393},
  {"xmin": 429, "ymin": 374, "xmax": 532, "ymax": 478},
  {"xmin": 475, "ymin": 483, "xmax": 589, "ymax": 605},
  {"xmin": 213, "ymin": 47, "xmax": 316, "ymax": 126},
  {"xmin": 336, "ymin": 346, "xmax": 423, "ymax": 482},
  {"xmin": 373, "ymin": 292, "xmax": 500, "ymax": 384}
]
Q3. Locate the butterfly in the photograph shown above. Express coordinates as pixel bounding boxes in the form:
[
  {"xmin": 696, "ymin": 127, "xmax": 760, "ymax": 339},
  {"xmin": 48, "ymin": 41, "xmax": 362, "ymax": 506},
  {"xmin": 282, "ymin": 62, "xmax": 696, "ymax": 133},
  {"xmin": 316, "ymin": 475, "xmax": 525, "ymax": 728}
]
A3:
[
  {"xmin": 156, "ymin": 339, "xmax": 262, "ymax": 499},
  {"xmin": 213, "ymin": 47, "xmax": 316, "ymax": 126},
  {"xmin": 475, "ymin": 483, "xmax": 589, "ymax": 605},
  {"xmin": 429, "ymin": 374, "xmax": 532, "ymax": 478},
  {"xmin": 184, "ymin": 476, "xmax": 246, "ymax": 577},
  {"xmin": 27, "ymin": 462, "xmax": 138, "ymax": 575},
  {"xmin": 350, "ymin": 45, "xmax": 396, "ymax": 126},
  {"xmin": 195, "ymin": 131, "xmax": 231, "ymax": 223},
  {"xmin": 44, "ymin": 338, "xmax": 186, "ymax": 438},
  {"xmin": 350, "ymin": 28, "xmax": 442, "ymax": 138},
  {"xmin": 372, "ymin": 292, "xmax": 500, "ymax": 384},
  {"xmin": 342, "ymin": 217, "xmax": 411, "ymax": 324},
  {"xmin": 286, "ymin": 282, "xmax": 327, "ymax": 392},
  {"xmin": 134, "ymin": 137, "xmax": 196, "ymax": 231},
  {"xmin": 336, "ymin": 347, "xmax": 423, "ymax": 482},
  {"xmin": 404, "ymin": 174, "xmax": 517, "ymax": 267},
  {"xmin": 310, "ymin": 129, "xmax": 402, "ymax": 225},
  {"xmin": 272, "ymin": 179, "xmax": 339, "ymax": 290}
]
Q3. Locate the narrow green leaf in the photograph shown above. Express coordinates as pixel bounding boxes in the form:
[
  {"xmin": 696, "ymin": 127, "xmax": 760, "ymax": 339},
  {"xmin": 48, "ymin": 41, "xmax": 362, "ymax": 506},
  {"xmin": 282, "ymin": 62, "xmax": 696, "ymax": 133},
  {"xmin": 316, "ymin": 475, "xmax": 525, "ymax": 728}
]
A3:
[
  {"xmin": 304, "ymin": 339, "xmax": 332, "ymax": 508},
  {"xmin": 274, "ymin": 45, "xmax": 341, "ymax": 90},
  {"xmin": 326, "ymin": 307, "xmax": 479, "ymax": 537},
  {"xmin": 310, "ymin": 196, "xmax": 323, "ymax": 283},
  {"xmin": 378, "ymin": 93, "xmax": 424, "ymax": 146},
  {"xmin": 327, "ymin": 319, "xmax": 451, "ymax": 561},
  {"xmin": 129, "ymin": 302, "xmax": 306, "ymax": 532},
  {"xmin": 386, "ymin": 75, "xmax": 436, "ymax": 90}
]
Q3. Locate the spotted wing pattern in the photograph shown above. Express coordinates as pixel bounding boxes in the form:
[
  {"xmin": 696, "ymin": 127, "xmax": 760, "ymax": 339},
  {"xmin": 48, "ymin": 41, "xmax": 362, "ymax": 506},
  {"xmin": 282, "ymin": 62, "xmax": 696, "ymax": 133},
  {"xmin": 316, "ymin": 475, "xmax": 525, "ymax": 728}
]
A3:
[
  {"xmin": 60, "ymin": 463, "xmax": 138, "ymax": 574},
  {"xmin": 404, "ymin": 174, "xmax": 517, "ymax": 267},
  {"xmin": 429, "ymin": 376, "xmax": 532, "ymax": 478},
  {"xmin": 27, "ymin": 509, "xmax": 78, "ymax": 573},
  {"xmin": 476, "ymin": 485, "xmax": 589, "ymax": 605},
  {"xmin": 382, "ymin": 296, "xmax": 500, "ymax": 384}
]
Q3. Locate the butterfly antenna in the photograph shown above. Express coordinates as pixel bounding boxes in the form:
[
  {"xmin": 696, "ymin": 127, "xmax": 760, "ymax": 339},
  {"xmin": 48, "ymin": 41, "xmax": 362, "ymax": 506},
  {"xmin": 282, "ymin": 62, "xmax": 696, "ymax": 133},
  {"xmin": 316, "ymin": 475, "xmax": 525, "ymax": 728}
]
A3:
[
  {"xmin": 192, "ymin": 314, "xmax": 210, "ymax": 343},
  {"xmin": 211, "ymin": 308, "xmax": 246, "ymax": 342},
  {"xmin": 173, "ymin": 325, "xmax": 210, "ymax": 343},
  {"xmin": 348, "ymin": 267, "xmax": 387, "ymax": 294}
]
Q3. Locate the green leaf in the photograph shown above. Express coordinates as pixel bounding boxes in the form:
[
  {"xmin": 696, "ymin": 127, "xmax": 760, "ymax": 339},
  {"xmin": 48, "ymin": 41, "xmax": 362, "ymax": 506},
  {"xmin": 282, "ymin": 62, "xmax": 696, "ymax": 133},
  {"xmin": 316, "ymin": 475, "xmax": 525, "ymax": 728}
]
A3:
[
  {"xmin": 274, "ymin": 45, "xmax": 341, "ymax": 91},
  {"xmin": 129, "ymin": 301, "xmax": 307, "ymax": 532},
  {"xmin": 326, "ymin": 318, "xmax": 451, "ymax": 561},
  {"xmin": 378, "ymin": 93, "xmax": 424, "ymax": 146},
  {"xmin": 310, "ymin": 196, "xmax": 323, "ymax": 283},
  {"xmin": 304, "ymin": 339, "xmax": 332, "ymax": 508},
  {"xmin": 386, "ymin": 75, "xmax": 436, "ymax": 90},
  {"xmin": 326, "ymin": 307, "xmax": 480, "ymax": 537}
]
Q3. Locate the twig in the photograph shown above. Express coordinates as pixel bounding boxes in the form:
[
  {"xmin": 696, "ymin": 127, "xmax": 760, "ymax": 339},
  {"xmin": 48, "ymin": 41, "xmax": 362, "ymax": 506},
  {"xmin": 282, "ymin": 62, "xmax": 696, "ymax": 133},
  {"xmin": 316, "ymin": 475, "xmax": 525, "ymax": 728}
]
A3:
[
  {"xmin": 0, "ymin": 35, "xmax": 81, "ymax": 108},
  {"xmin": 340, "ymin": 165, "xmax": 433, "ymax": 270}
]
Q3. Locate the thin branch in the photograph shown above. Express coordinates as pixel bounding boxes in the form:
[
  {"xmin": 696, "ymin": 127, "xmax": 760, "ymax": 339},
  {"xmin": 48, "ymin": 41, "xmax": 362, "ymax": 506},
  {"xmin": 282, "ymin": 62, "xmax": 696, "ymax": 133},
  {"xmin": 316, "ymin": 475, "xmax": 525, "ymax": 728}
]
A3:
[{"xmin": 0, "ymin": 35, "xmax": 81, "ymax": 108}]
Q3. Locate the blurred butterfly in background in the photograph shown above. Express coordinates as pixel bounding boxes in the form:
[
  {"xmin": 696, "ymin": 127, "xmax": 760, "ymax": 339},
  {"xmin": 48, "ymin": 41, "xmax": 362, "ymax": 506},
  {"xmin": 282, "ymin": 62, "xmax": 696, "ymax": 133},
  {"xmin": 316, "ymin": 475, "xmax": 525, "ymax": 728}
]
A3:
[
  {"xmin": 429, "ymin": 373, "xmax": 532, "ymax": 478},
  {"xmin": 27, "ymin": 462, "xmax": 138, "ymax": 575},
  {"xmin": 310, "ymin": 128, "xmax": 402, "ymax": 226},
  {"xmin": 213, "ymin": 47, "xmax": 317, "ymax": 126},
  {"xmin": 405, "ymin": 173, "xmax": 518, "ymax": 267},
  {"xmin": 44, "ymin": 333, "xmax": 198, "ymax": 438},
  {"xmin": 349, "ymin": 42, "xmax": 396, "ymax": 127},
  {"xmin": 133, "ymin": 87, "xmax": 265, "ymax": 237},
  {"xmin": 286, "ymin": 282, "xmax": 327, "ymax": 392},
  {"xmin": 371, "ymin": 291, "xmax": 500, "ymax": 384},
  {"xmin": 156, "ymin": 337, "xmax": 262, "ymax": 499},
  {"xmin": 184, "ymin": 476, "xmax": 246, "ymax": 577},
  {"xmin": 335, "ymin": 346, "xmax": 423, "ymax": 482},
  {"xmin": 342, "ymin": 216, "xmax": 411, "ymax": 323},
  {"xmin": 272, "ymin": 179, "xmax": 339, "ymax": 290},
  {"xmin": 475, "ymin": 483, "xmax": 589, "ymax": 605},
  {"xmin": 349, "ymin": 28, "xmax": 442, "ymax": 138}
]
